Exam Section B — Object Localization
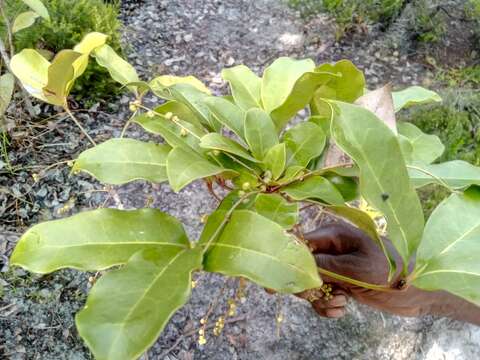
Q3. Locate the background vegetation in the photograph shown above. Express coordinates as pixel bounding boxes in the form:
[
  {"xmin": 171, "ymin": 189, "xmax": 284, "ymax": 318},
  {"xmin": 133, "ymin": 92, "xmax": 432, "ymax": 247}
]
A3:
[{"xmin": 0, "ymin": 0, "xmax": 123, "ymax": 103}]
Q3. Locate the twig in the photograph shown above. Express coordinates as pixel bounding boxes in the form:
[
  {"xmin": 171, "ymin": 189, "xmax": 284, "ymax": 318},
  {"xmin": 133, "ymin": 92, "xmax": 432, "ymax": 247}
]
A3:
[
  {"xmin": 158, "ymin": 314, "xmax": 248, "ymax": 358},
  {"xmin": 316, "ymin": 266, "xmax": 400, "ymax": 292},
  {"xmin": 64, "ymin": 103, "xmax": 96, "ymax": 146}
]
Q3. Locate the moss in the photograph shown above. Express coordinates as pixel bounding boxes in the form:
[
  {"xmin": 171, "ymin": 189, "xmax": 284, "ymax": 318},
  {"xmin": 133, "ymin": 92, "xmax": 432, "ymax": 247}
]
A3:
[
  {"xmin": 2, "ymin": 0, "xmax": 123, "ymax": 103},
  {"xmin": 400, "ymin": 91, "xmax": 480, "ymax": 216}
]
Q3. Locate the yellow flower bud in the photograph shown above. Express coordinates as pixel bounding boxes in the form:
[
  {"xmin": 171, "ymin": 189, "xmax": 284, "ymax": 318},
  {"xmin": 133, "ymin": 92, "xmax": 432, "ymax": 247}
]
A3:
[
  {"xmin": 242, "ymin": 182, "xmax": 250, "ymax": 190},
  {"xmin": 164, "ymin": 112, "xmax": 173, "ymax": 120}
]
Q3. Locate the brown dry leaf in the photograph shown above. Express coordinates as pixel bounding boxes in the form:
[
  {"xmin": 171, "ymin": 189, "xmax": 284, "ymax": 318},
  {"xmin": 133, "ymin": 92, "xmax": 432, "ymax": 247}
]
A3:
[
  {"xmin": 324, "ymin": 142, "xmax": 353, "ymax": 167},
  {"xmin": 355, "ymin": 84, "xmax": 397, "ymax": 134}
]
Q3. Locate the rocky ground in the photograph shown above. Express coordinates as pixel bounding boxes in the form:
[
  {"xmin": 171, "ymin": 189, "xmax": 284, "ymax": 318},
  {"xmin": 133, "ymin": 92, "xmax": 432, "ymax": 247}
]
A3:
[{"xmin": 1, "ymin": 0, "xmax": 479, "ymax": 359}]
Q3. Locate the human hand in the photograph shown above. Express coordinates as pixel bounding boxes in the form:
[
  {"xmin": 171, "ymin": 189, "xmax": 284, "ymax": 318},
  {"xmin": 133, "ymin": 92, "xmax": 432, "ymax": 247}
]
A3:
[{"xmin": 299, "ymin": 222, "xmax": 444, "ymax": 319}]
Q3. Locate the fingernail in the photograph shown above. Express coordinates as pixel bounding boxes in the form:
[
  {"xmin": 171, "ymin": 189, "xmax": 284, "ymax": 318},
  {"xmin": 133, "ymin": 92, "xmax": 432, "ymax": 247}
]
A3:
[
  {"xmin": 330, "ymin": 295, "xmax": 347, "ymax": 307},
  {"xmin": 326, "ymin": 308, "xmax": 345, "ymax": 318}
]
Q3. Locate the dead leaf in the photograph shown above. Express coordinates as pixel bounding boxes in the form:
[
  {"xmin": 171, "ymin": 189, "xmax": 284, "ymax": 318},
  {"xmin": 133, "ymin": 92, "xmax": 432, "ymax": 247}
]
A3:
[{"xmin": 355, "ymin": 84, "xmax": 397, "ymax": 134}]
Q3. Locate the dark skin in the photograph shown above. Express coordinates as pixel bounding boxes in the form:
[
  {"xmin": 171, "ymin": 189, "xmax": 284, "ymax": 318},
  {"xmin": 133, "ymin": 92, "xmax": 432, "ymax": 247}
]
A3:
[{"xmin": 299, "ymin": 222, "xmax": 480, "ymax": 326}]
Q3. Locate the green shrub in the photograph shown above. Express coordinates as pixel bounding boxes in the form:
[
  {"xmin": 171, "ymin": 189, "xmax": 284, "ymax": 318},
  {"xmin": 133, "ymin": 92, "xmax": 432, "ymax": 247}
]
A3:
[
  {"xmin": 4, "ymin": 0, "xmax": 123, "ymax": 103},
  {"xmin": 288, "ymin": 0, "xmax": 405, "ymax": 37}
]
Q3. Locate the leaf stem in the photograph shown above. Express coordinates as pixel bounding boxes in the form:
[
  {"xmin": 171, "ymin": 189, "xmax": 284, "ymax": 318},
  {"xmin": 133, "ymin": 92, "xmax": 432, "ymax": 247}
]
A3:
[
  {"xmin": 316, "ymin": 267, "xmax": 399, "ymax": 292},
  {"xmin": 120, "ymin": 110, "xmax": 138, "ymax": 138},
  {"xmin": 406, "ymin": 164, "xmax": 459, "ymax": 193},
  {"xmin": 138, "ymin": 104, "xmax": 202, "ymax": 140},
  {"xmin": 64, "ymin": 104, "xmax": 96, "ymax": 146}
]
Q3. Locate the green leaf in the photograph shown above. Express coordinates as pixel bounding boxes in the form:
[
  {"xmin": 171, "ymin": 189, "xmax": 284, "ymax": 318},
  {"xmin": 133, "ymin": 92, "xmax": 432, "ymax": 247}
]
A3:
[
  {"xmin": 133, "ymin": 110, "xmax": 205, "ymax": 153},
  {"xmin": 397, "ymin": 122, "xmax": 444, "ymax": 164},
  {"xmin": 283, "ymin": 122, "xmax": 326, "ymax": 167},
  {"xmin": 264, "ymin": 143, "xmax": 286, "ymax": 180},
  {"xmin": 413, "ymin": 188, "xmax": 480, "ymax": 305},
  {"xmin": 76, "ymin": 247, "xmax": 202, "ymax": 360},
  {"xmin": 244, "ymin": 108, "xmax": 279, "ymax": 160},
  {"xmin": 392, "ymin": 86, "xmax": 441, "ymax": 112},
  {"xmin": 12, "ymin": 11, "xmax": 40, "ymax": 33},
  {"xmin": 73, "ymin": 139, "xmax": 170, "ymax": 185},
  {"xmin": 262, "ymin": 58, "xmax": 315, "ymax": 113},
  {"xmin": 152, "ymin": 100, "xmax": 204, "ymax": 130},
  {"xmin": 10, "ymin": 49, "xmax": 50, "ymax": 102},
  {"xmin": 408, "ymin": 160, "xmax": 480, "ymax": 189},
  {"xmin": 204, "ymin": 210, "xmax": 321, "ymax": 293},
  {"xmin": 323, "ymin": 173, "xmax": 359, "ymax": 202},
  {"xmin": 166, "ymin": 146, "xmax": 236, "ymax": 192},
  {"xmin": 10, "ymin": 208, "xmax": 190, "ymax": 273},
  {"xmin": 222, "ymin": 65, "xmax": 262, "ymax": 110},
  {"xmin": 0, "ymin": 73, "xmax": 14, "ymax": 118},
  {"xmin": 311, "ymin": 60, "xmax": 365, "ymax": 116},
  {"xmin": 200, "ymin": 133, "xmax": 259, "ymax": 163},
  {"xmin": 168, "ymin": 84, "xmax": 220, "ymax": 131},
  {"xmin": 43, "ymin": 50, "xmax": 82, "ymax": 105},
  {"xmin": 283, "ymin": 176, "xmax": 345, "ymax": 205},
  {"xmin": 331, "ymin": 101, "xmax": 424, "ymax": 269},
  {"xmin": 94, "ymin": 44, "xmax": 139, "ymax": 90},
  {"xmin": 269, "ymin": 70, "xmax": 339, "ymax": 130},
  {"xmin": 150, "ymin": 75, "xmax": 210, "ymax": 95},
  {"xmin": 204, "ymin": 97, "xmax": 245, "ymax": 140},
  {"xmin": 277, "ymin": 165, "xmax": 304, "ymax": 185},
  {"xmin": 254, "ymin": 193, "xmax": 298, "ymax": 229},
  {"xmin": 22, "ymin": 0, "xmax": 49, "ymax": 20}
]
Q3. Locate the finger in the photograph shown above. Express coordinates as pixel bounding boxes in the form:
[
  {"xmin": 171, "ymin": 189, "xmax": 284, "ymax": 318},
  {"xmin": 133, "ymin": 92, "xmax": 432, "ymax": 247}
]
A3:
[
  {"xmin": 304, "ymin": 223, "xmax": 364, "ymax": 254},
  {"xmin": 312, "ymin": 303, "xmax": 346, "ymax": 318}
]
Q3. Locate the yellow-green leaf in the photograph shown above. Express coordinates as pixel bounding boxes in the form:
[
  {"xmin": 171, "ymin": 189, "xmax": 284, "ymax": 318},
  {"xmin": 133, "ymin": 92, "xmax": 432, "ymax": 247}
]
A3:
[
  {"xmin": 244, "ymin": 108, "xmax": 278, "ymax": 160},
  {"xmin": 94, "ymin": 44, "xmax": 139, "ymax": 89},
  {"xmin": 397, "ymin": 122, "xmax": 444, "ymax": 164},
  {"xmin": 133, "ymin": 110, "xmax": 206, "ymax": 154},
  {"xmin": 10, "ymin": 208, "xmax": 190, "ymax": 273},
  {"xmin": 413, "ymin": 188, "xmax": 480, "ymax": 305},
  {"xmin": 408, "ymin": 160, "xmax": 480, "ymax": 189},
  {"xmin": 392, "ymin": 86, "xmax": 441, "ymax": 112},
  {"xmin": 261, "ymin": 57, "xmax": 314, "ymax": 113},
  {"xmin": 10, "ymin": 49, "xmax": 50, "ymax": 102},
  {"xmin": 12, "ymin": 11, "xmax": 40, "ymax": 33},
  {"xmin": 22, "ymin": 0, "xmax": 49, "ymax": 20},
  {"xmin": 0, "ymin": 73, "xmax": 14, "ymax": 117},
  {"xmin": 204, "ymin": 96, "xmax": 245, "ymax": 140},
  {"xmin": 311, "ymin": 60, "xmax": 365, "ymax": 116},
  {"xmin": 166, "ymin": 146, "xmax": 236, "ymax": 192},
  {"xmin": 76, "ymin": 247, "xmax": 202, "ymax": 360},
  {"xmin": 43, "ymin": 50, "xmax": 82, "ymax": 105},
  {"xmin": 150, "ymin": 75, "xmax": 210, "ymax": 95},
  {"xmin": 331, "ymin": 100, "xmax": 424, "ymax": 270},
  {"xmin": 73, "ymin": 138, "xmax": 171, "ymax": 185},
  {"xmin": 200, "ymin": 133, "xmax": 259, "ymax": 163},
  {"xmin": 283, "ymin": 176, "xmax": 345, "ymax": 205},
  {"xmin": 264, "ymin": 143, "xmax": 286, "ymax": 180},
  {"xmin": 204, "ymin": 210, "xmax": 321, "ymax": 293},
  {"xmin": 254, "ymin": 193, "xmax": 298, "ymax": 229},
  {"xmin": 283, "ymin": 122, "xmax": 326, "ymax": 167},
  {"xmin": 222, "ymin": 65, "xmax": 262, "ymax": 110}
]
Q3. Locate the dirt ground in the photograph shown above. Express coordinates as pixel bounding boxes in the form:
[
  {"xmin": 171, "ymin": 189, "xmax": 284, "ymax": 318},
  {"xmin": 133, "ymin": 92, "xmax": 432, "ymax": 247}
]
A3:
[{"xmin": 1, "ymin": 0, "xmax": 479, "ymax": 359}]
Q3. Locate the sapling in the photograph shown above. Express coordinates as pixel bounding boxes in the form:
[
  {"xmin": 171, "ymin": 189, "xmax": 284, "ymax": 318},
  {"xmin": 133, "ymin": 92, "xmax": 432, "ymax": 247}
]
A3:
[{"xmin": 9, "ymin": 32, "xmax": 480, "ymax": 360}]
